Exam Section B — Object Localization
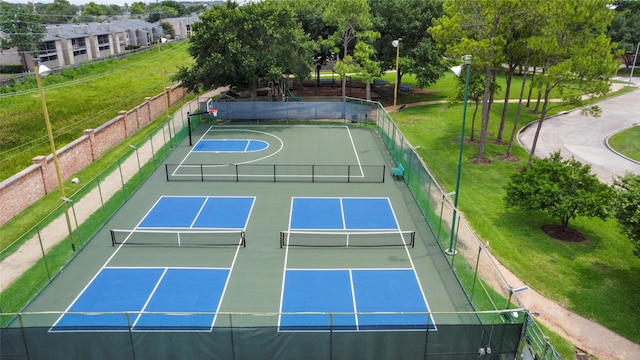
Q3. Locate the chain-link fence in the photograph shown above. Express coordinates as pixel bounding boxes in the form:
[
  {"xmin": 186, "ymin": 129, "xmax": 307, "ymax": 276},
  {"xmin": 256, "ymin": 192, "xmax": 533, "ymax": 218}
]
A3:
[
  {"xmin": 371, "ymin": 99, "xmax": 561, "ymax": 360},
  {"xmin": 1, "ymin": 98, "xmax": 561, "ymax": 360}
]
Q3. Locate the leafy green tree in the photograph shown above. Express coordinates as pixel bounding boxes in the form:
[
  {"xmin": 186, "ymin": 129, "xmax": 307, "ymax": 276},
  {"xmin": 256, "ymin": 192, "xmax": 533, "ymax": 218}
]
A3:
[
  {"xmin": 0, "ymin": 6, "xmax": 47, "ymax": 71},
  {"xmin": 504, "ymin": 151, "xmax": 612, "ymax": 231},
  {"xmin": 184, "ymin": 4, "xmax": 206, "ymax": 15},
  {"xmin": 494, "ymin": 0, "xmax": 540, "ymax": 143},
  {"xmin": 280, "ymin": 0, "xmax": 334, "ymax": 86},
  {"xmin": 148, "ymin": 1, "xmax": 186, "ymax": 22},
  {"xmin": 42, "ymin": 0, "xmax": 77, "ymax": 24},
  {"xmin": 160, "ymin": 21, "xmax": 175, "ymax": 39},
  {"xmin": 613, "ymin": 173, "xmax": 640, "ymax": 258},
  {"xmin": 607, "ymin": 0, "xmax": 640, "ymax": 54},
  {"xmin": 130, "ymin": 2, "xmax": 146, "ymax": 15},
  {"xmin": 105, "ymin": 5, "xmax": 123, "ymax": 16},
  {"xmin": 323, "ymin": 0, "xmax": 372, "ymax": 96},
  {"xmin": 370, "ymin": 0, "xmax": 444, "ymax": 101},
  {"xmin": 148, "ymin": 4, "xmax": 179, "ymax": 22},
  {"xmin": 451, "ymin": 65, "xmax": 486, "ymax": 142},
  {"xmin": 430, "ymin": 0, "xmax": 506, "ymax": 163},
  {"xmin": 174, "ymin": 1, "xmax": 312, "ymax": 98},
  {"xmin": 82, "ymin": 2, "xmax": 106, "ymax": 16},
  {"xmin": 526, "ymin": 0, "xmax": 619, "ymax": 165},
  {"xmin": 353, "ymin": 32, "xmax": 382, "ymax": 100}
]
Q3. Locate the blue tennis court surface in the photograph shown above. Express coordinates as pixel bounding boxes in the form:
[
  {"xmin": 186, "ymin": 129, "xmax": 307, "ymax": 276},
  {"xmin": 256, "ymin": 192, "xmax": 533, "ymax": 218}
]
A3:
[
  {"xmin": 280, "ymin": 269, "xmax": 435, "ymax": 331},
  {"xmin": 193, "ymin": 139, "xmax": 269, "ymax": 152},
  {"xmin": 290, "ymin": 197, "xmax": 398, "ymax": 230},
  {"xmin": 139, "ymin": 196, "xmax": 255, "ymax": 229},
  {"xmin": 52, "ymin": 267, "xmax": 229, "ymax": 331}
]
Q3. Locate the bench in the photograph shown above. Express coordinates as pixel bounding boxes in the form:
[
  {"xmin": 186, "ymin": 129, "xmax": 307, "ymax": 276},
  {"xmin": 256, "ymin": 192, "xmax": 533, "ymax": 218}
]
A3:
[{"xmin": 392, "ymin": 163, "xmax": 405, "ymax": 179}]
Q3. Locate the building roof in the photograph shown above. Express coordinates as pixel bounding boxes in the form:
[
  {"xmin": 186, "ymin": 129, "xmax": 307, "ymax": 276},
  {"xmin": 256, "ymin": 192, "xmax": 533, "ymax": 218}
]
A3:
[{"xmin": 43, "ymin": 20, "xmax": 160, "ymax": 41}]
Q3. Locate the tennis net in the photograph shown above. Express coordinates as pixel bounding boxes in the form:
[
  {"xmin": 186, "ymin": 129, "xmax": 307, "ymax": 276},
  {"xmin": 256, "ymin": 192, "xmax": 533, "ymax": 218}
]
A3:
[
  {"xmin": 279, "ymin": 230, "xmax": 415, "ymax": 248},
  {"xmin": 165, "ymin": 164, "xmax": 386, "ymax": 183},
  {"xmin": 110, "ymin": 229, "xmax": 246, "ymax": 247}
]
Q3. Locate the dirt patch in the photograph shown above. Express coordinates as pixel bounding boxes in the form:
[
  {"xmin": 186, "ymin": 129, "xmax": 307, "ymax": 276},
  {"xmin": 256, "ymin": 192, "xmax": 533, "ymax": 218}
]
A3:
[
  {"xmin": 542, "ymin": 224, "xmax": 587, "ymax": 242},
  {"xmin": 469, "ymin": 157, "xmax": 492, "ymax": 165},
  {"xmin": 497, "ymin": 154, "xmax": 521, "ymax": 162}
]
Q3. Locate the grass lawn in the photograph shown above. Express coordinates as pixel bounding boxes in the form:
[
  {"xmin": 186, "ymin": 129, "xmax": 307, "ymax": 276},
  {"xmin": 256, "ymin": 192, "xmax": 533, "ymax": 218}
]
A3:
[
  {"xmin": 0, "ymin": 41, "xmax": 193, "ymax": 180},
  {"xmin": 392, "ymin": 80, "xmax": 640, "ymax": 346},
  {"xmin": 609, "ymin": 126, "xmax": 640, "ymax": 161},
  {"xmin": 0, "ymin": 98, "xmax": 193, "ymax": 319}
]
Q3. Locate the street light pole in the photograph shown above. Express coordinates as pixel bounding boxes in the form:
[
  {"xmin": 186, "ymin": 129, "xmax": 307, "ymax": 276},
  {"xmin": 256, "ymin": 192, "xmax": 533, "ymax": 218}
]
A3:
[
  {"xmin": 34, "ymin": 60, "xmax": 77, "ymax": 252},
  {"xmin": 446, "ymin": 54, "xmax": 472, "ymax": 256},
  {"xmin": 392, "ymin": 38, "xmax": 402, "ymax": 112},
  {"xmin": 629, "ymin": 42, "xmax": 639, "ymax": 87}
]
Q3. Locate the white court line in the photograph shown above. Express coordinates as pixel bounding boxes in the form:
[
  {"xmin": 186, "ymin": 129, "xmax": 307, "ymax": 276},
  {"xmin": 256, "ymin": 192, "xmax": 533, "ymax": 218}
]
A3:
[
  {"xmin": 349, "ymin": 269, "xmax": 359, "ymax": 330},
  {"xmin": 386, "ymin": 198, "xmax": 435, "ymax": 330},
  {"xmin": 345, "ymin": 126, "xmax": 365, "ymax": 177},
  {"xmin": 132, "ymin": 267, "xmax": 169, "ymax": 329},
  {"xmin": 172, "ymin": 127, "xmax": 217, "ymax": 176},
  {"xmin": 279, "ymin": 197, "xmax": 435, "ymax": 331},
  {"xmin": 173, "ymin": 129, "xmax": 284, "ymax": 176},
  {"xmin": 339, "ymin": 197, "xmax": 347, "ymax": 230},
  {"xmin": 189, "ymin": 196, "xmax": 210, "ymax": 229},
  {"xmin": 59, "ymin": 194, "xmax": 248, "ymax": 331},
  {"xmin": 208, "ymin": 238, "xmax": 243, "ymax": 331},
  {"xmin": 277, "ymin": 197, "xmax": 296, "ymax": 327}
]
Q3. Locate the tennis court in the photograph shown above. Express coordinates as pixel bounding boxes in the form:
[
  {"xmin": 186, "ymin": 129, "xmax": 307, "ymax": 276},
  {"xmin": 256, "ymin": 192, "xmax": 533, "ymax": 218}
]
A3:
[
  {"xmin": 14, "ymin": 124, "xmax": 486, "ymax": 358},
  {"xmin": 280, "ymin": 196, "xmax": 434, "ymax": 331}
]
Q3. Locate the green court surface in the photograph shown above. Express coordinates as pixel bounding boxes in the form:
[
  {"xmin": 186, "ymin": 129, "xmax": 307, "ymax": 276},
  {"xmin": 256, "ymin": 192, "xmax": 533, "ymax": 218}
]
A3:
[{"xmin": 22, "ymin": 125, "xmax": 476, "ymax": 328}]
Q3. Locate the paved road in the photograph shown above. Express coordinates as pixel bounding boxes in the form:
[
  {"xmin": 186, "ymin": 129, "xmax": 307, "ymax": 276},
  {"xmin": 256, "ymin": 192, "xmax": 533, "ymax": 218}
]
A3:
[{"xmin": 519, "ymin": 82, "xmax": 640, "ymax": 184}]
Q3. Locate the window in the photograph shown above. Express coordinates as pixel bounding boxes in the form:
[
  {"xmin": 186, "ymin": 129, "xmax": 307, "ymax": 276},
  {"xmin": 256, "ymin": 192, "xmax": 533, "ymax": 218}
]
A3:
[
  {"xmin": 39, "ymin": 41, "xmax": 58, "ymax": 61},
  {"xmin": 71, "ymin": 37, "xmax": 87, "ymax": 56},
  {"xmin": 98, "ymin": 34, "xmax": 110, "ymax": 51}
]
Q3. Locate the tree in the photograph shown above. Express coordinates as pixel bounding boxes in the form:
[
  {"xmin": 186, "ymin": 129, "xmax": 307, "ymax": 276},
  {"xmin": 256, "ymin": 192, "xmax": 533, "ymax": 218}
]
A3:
[
  {"xmin": 526, "ymin": 0, "xmax": 619, "ymax": 165},
  {"xmin": 147, "ymin": 2, "xmax": 180, "ymax": 22},
  {"xmin": 281, "ymin": 0, "xmax": 334, "ymax": 87},
  {"xmin": 0, "ymin": 6, "xmax": 47, "ymax": 72},
  {"xmin": 451, "ymin": 66, "xmax": 487, "ymax": 142},
  {"xmin": 503, "ymin": 48, "xmax": 530, "ymax": 159},
  {"xmin": 130, "ymin": 2, "xmax": 146, "ymax": 15},
  {"xmin": 430, "ymin": 0, "xmax": 519, "ymax": 164},
  {"xmin": 42, "ymin": 0, "xmax": 77, "ymax": 24},
  {"xmin": 174, "ymin": 1, "xmax": 313, "ymax": 98},
  {"xmin": 371, "ymin": 0, "xmax": 444, "ymax": 101},
  {"xmin": 160, "ymin": 22, "xmax": 175, "ymax": 39},
  {"xmin": 105, "ymin": 5, "xmax": 124, "ymax": 16},
  {"xmin": 504, "ymin": 151, "xmax": 612, "ymax": 232},
  {"xmin": 82, "ymin": 2, "xmax": 106, "ymax": 16},
  {"xmin": 607, "ymin": 0, "xmax": 640, "ymax": 54},
  {"xmin": 353, "ymin": 33, "xmax": 382, "ymax": 100},
  {"xmin": 323, "ymin": 0, "xmax": 372, "ymax": 97},
  {"xmin": 494, "ymin": 0, "xmax": 540, "ymax": 144},
  {"xmin": 613, "ymin": 173, "xmax": 640, "ymax": 258}
]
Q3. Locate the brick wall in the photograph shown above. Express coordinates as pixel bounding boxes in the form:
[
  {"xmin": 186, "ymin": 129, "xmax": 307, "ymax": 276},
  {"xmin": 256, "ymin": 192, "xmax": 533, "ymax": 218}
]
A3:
[{"xmin": 0, "ymin": 84, "xmax": 187, "ymax": 226}]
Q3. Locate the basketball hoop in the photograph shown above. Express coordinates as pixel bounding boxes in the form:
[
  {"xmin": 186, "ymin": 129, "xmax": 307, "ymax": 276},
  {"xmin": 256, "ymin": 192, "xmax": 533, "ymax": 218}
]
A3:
[{"xmin": 209, "ymin": 109, "xmax": 218, "ymax": 117}]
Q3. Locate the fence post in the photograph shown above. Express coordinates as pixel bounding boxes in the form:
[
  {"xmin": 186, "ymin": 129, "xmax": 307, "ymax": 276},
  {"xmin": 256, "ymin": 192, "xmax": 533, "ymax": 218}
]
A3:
[{"xmin": 36, "ymin": 227, "xmax": 51, "ymax": 281}]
